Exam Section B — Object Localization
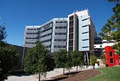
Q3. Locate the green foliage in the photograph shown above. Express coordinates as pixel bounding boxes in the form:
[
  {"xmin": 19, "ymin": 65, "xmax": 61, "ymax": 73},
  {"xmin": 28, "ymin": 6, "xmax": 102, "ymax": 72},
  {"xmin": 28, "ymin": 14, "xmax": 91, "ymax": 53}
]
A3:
[
  {"xmin": 87, "ymin": 67, "xmax": 120, "ymax": 81},
  {"xmin": 100, "ymin": 52, "xmax": 105, "ymax": 64},
  {"xmin": 71, "ymin": 51, "xmax": 84, "ymax": 69},
  {"xmin": 112, "ymin": 42, "xmax": 120, "ymax": 55},
  {"xmin": 90, "ymin": 54, "xmax": 97, "ymax": 66},
  {"xmin": 108, "ymin": 0, "xmax": 120, "ymax": 2},
  {"xmin": 65, "ymin": 52, "xmax": 72, "ymax": 70},
  {"xmin": 0, "ymin": 25, "xmax": 6, "ymax": 41},
  {"xmin": 0, "ymin": 43, "xmax": 19, "ymax": 81},
  {"xmin": 55, "ymin": 49, "xmax": 72, "ymax": 75},
  {"xmin": 24, "ymin": 41, "xmax": 50, "ymax": 81},
  {"xmin": 0, "ymin": 24, "xmax": 19, "ymax": 81},
  {"xmin": 100, "ymin": 1, "xmax": 120, "ymax": 55},
  {"xmin": 55, "ymin": 49, "xmax": 67, "ymax": 68}
]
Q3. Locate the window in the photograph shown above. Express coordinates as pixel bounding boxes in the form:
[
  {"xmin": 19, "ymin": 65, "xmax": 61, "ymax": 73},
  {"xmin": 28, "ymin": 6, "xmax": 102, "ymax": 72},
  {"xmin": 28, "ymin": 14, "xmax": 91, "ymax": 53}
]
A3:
[
  {"xmin": 69, "ymin": 21, "xmax": 74, "ymax": 26},
  {"xmin": 54, "ymin": 39, "xmax": 66, "ymax": 41},
  {"xmin": 82, "ymin": 39, "xmax": 89, "ymax": 41},
  {"xmin": 69, "ymin": 27, "xmax": 73, "ymax": 33},
  {"xmin": 69, "ymin": 40, "xmax": 73, "ymax": 46},
  {"xmin": 70, "ymin": 16, "xmax": 73, "ymax": 21},
  {"xmin": 55, "ymin": 33, "xmax": 66, "ymax": 35},
  {"xmin": 82, "ymin": 46, "xmax": 89, "ymax": 48},
  {"xmin": 82, "ymin": 25, "xmax": 89, "ymax": 28},
  {"xmin": 82, "ymin": 18, "xmax": 89, "ymax": 21},
  {"xmin": 69, "ymin": 47, "xmax": 73, "ymax": 51},
  {"xmin": 54, "ymin": 45, "xmax": 66, "ymax": 48},
  {"xmin": 110, "ymin": 52, "xmax": 113, "ymax": 57},
  {"xmin": 82, "ymin": 31, "xmax": 89, "ymax": 34},
  {"xmin": 55, "ymin": 27, "xmax": 66, "ymax": 29},
  {"xmin": 110, "ymin": 58, "xmax": 113, "ymax": 63},
  {"xmin": 69, "ymin": 33, "xmax": 73, "ymax": 39}
]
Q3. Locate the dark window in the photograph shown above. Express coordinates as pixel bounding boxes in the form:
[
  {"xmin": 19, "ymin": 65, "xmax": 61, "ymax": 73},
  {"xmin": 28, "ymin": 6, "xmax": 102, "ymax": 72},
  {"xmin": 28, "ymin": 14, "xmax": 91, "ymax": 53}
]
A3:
[
  {"xmin": 41, "ymin": 39, "xmax": 51, "ymax": 43},
  {"xmin": 70, "ymin": 16, "xmax": 73, "ymax": 21},
  {"xmin": 69, "ymin": 47, "xmax": 73, "ymax": 51},
  {"xmin": 54, "ymin": 39, "xmax": 66, "ymax": 41},
  {"xmin": 69, "ymin": 40, "xmax": 73, "ymax": 46},
  {"xmin": 82, "ymin": 18, "xmax": 89, "ymax": 21},
  {"xmin": 41, "ymin": 27, "xmax": 52, "ymax": 33},
  {"xmin": 82, "ymin": 39, "xmax": 89, "ymax": 41},
  {"xmin": 110, "ymin": 58, "xmax": 113, "ymax": 63},
  {"xmin": 40, "ymin": 33, "xmax": 52, "ymax": 38},
  {"xmin": 54, "ymin": 45, "xmax": 66, "ymax": 48},
  {"xmin": 82, "ymin": 46, "xmax": 89, "ymax": 48},
  {"xmin": 69, "ymin": 21, "xmax": 73, "ymax": 26},
  {"xmin": 82, "ymin": 31, "xmax": 89, "ymax": 34},
  {"xmin": 69, "ymin": 27, "xmax": 73, "ymax": 33},
  {"xmin": 82, "ymin": 25, "xmax": 89, "ymax": 27},
  {"xmin": 55, "ymin": 26, "xmax": 66, "ymax": 29},
  {"xmin": 69, "ymin": 33, "xmax": 73, "ymax": 39},
  {"xmin": 55, "ymin": 33, "xmax": 66, "ymax": 35},
  {"xmin": 110, "ymin": 52, "xmax": 113, "ymax": 57}
]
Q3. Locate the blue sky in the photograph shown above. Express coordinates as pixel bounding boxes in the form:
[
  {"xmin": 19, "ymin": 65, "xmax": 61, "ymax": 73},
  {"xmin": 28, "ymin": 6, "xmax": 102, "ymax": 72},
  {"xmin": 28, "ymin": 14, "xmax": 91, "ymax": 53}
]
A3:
[{"xmin": 0, "ymin": 0, "xmax": 115, "ymax": 46}]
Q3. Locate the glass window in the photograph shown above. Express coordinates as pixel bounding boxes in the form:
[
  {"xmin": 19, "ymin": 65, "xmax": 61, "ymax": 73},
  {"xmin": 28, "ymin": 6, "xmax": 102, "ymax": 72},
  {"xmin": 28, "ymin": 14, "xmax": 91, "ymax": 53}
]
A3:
[
  {"xmin": 110, "ymin": 52, "xmax": 113, "ymax": 57},
  {"xmin": 69, "ymin": 40, "xmax": 73, "ymax": 46},
  {"xmin": 69, "ymin": 33, "xmax": 73, "ymax": 39},
  {"xmin": 69, "ymin": 47, "xmax": 73, "ymax": 51},
  {"xmin": 110, "ymin": 58, "xmax": 113, "ymax": 63},
  {"xmin": 69, "ymin": 27, "xmax": 73, "ymax": 33},
  {"xmin": 70, "ymin": 21, "xmax": 73, "ymax": 26},
  {"xmin": 70, "ymin": 16, "xmax": 73, "ymax": 21}
]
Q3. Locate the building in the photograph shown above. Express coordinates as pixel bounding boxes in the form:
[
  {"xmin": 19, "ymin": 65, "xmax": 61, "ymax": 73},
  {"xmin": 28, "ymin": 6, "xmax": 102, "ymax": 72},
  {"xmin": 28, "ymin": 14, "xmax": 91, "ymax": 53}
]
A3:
[
  {"xmin": 8, "ymin": 44, "xmax": 28, "ymax": 70},
  {"xmin": 24, "ymin": 18, "xmax": 67, "ymax": 52},
  {"xmin": 94, "ymin": 37, "xmax": 116, "ymax": 56},
  {"xmin": 105, "ymin": 46, "xmax": 120, "ymax": 67},
  {"xmin": 23, "ymin": 10, "xmax": 97, "ymax": 64},
  {"xmin": 67, "ymin": 10, "xmax": 97, "ymax": 64}
]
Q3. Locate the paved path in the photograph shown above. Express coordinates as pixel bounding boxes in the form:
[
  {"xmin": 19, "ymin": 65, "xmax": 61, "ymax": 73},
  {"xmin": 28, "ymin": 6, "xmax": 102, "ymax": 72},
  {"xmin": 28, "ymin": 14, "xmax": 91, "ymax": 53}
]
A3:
[{"xmin": 5, "ymin": 66, "xmax": 102, "ymax": 81}]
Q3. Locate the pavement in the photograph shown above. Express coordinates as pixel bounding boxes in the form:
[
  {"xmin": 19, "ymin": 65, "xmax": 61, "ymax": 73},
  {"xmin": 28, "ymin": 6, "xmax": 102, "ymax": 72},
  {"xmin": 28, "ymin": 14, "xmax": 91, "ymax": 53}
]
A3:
[{"xmin": 5, "ymin": 65, "xmax": 104, "ymax": 81}]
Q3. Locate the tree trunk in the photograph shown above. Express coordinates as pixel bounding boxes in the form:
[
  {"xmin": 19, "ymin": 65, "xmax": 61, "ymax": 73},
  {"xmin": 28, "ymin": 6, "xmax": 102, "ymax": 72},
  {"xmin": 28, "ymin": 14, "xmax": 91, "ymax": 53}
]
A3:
[
  {"xmin": 68, "ymin": 69, "xmax": 70, "ymax": 76},
  {"xmin": 39, "ymin": 71, "xmax": 41, "ymax": 81},
  {"xmin": 63, "ymin": 68, "xmax": 65, "ymax": 74},
  {"xmin": 76, "ymin": 66, "xmax": 78, "ymax": 72}
]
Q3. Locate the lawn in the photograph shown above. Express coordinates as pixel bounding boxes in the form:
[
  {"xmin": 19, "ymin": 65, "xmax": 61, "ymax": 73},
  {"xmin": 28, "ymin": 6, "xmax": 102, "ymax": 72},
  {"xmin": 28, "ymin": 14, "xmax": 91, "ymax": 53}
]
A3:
[{"xmin": 87, "ymin": 66, "xmax": 120, "ymax": 81}]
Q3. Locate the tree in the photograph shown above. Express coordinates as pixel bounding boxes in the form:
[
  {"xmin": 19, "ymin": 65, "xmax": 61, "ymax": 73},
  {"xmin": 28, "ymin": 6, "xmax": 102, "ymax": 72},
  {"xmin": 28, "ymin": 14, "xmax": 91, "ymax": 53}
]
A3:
[
  {"xmin": 65, "ymin": 52, "xmax": 72, "ymax": 76},
  {"xmin": 0, "ymin": 25, "xmax": 6, "ymax": 42},
  {"xmin": 100, "ymin": 52, "xmax": 105, "ymax": 64},
  {"xmin": 0, "ymin": 24, "xmax": 18, "ymax": 81},
  {"xmin": 55, "ymin": 50, "xmax": 73, "ymax": 76},
  {"xmin": 55, "ymin": 49, "xmax": 67, "ymax": 74},
  {"xmin": 71, "ymin": 51, "xmax": 84, "ymax": 72},
  {"xmin": 100, "ymin": 0, "xmax": 120, "ymax": 55},
  {"xmin": 90, "ymin": 54, "xmax": 97, "ymax": 67},
  {"xmin": 24, "ymin": 41, "xmax": 50, "ymax": 81}
]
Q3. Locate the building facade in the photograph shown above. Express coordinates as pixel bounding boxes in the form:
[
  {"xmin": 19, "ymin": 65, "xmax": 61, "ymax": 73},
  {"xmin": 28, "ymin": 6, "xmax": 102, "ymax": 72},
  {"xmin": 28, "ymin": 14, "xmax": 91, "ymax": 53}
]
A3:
[
  {"xmin": 67, "ymin": 10, "xmax": 97, "ymax": 64},
  {"xmin": 105, "ymin": 46, "xmax": 120, "ymax": 67},
  {"xmin": 67, "ymin": 10, "xmax": 97, "ymax": 52},
  {"xmin": 24, "ymin": 18, "xmax": 67, "ymax": 52},
  {"xmin": 94, "ymin": 37, "xmax": 116, "ymax": 56}
]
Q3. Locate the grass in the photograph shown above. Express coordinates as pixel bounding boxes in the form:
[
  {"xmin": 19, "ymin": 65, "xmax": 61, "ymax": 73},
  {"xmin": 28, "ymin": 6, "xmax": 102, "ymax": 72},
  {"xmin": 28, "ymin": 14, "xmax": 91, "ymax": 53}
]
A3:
[{"xmin": 87, "ymin": 66, "xmax": 120, "ymax": 81}]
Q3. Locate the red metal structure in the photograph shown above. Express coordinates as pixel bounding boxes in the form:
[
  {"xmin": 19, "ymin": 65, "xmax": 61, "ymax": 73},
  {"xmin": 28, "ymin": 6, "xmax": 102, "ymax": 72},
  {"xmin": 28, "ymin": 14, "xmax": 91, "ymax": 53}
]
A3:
[{"xmin": 105, "ymin": 46, "xmax": 120, "ymax": 67}]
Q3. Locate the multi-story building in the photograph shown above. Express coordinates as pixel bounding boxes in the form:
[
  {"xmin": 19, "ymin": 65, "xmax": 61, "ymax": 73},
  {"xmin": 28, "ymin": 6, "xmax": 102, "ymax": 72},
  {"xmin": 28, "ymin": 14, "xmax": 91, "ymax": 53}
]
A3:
[
  {"xmin": 67, "ymin": 10, "xmax": 97, "ymax": 64},
  {"xmin": 94, "ymin": 37, "xmax": 116, "ymax": 56},
  {"xmin": 24, "ymin": 18, "xmax": 67, "ymax": 52},
  {"xmin": 24, "ymin": 10, "xmax": 97, "ymax": 65}
]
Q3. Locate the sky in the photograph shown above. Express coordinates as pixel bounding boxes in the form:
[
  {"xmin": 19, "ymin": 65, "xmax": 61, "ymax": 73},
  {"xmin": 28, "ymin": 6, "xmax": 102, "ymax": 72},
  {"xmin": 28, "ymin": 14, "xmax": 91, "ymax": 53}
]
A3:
[{"xmin": 0, "ymin": 0, "xmax": 115, "ymax": 46}]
